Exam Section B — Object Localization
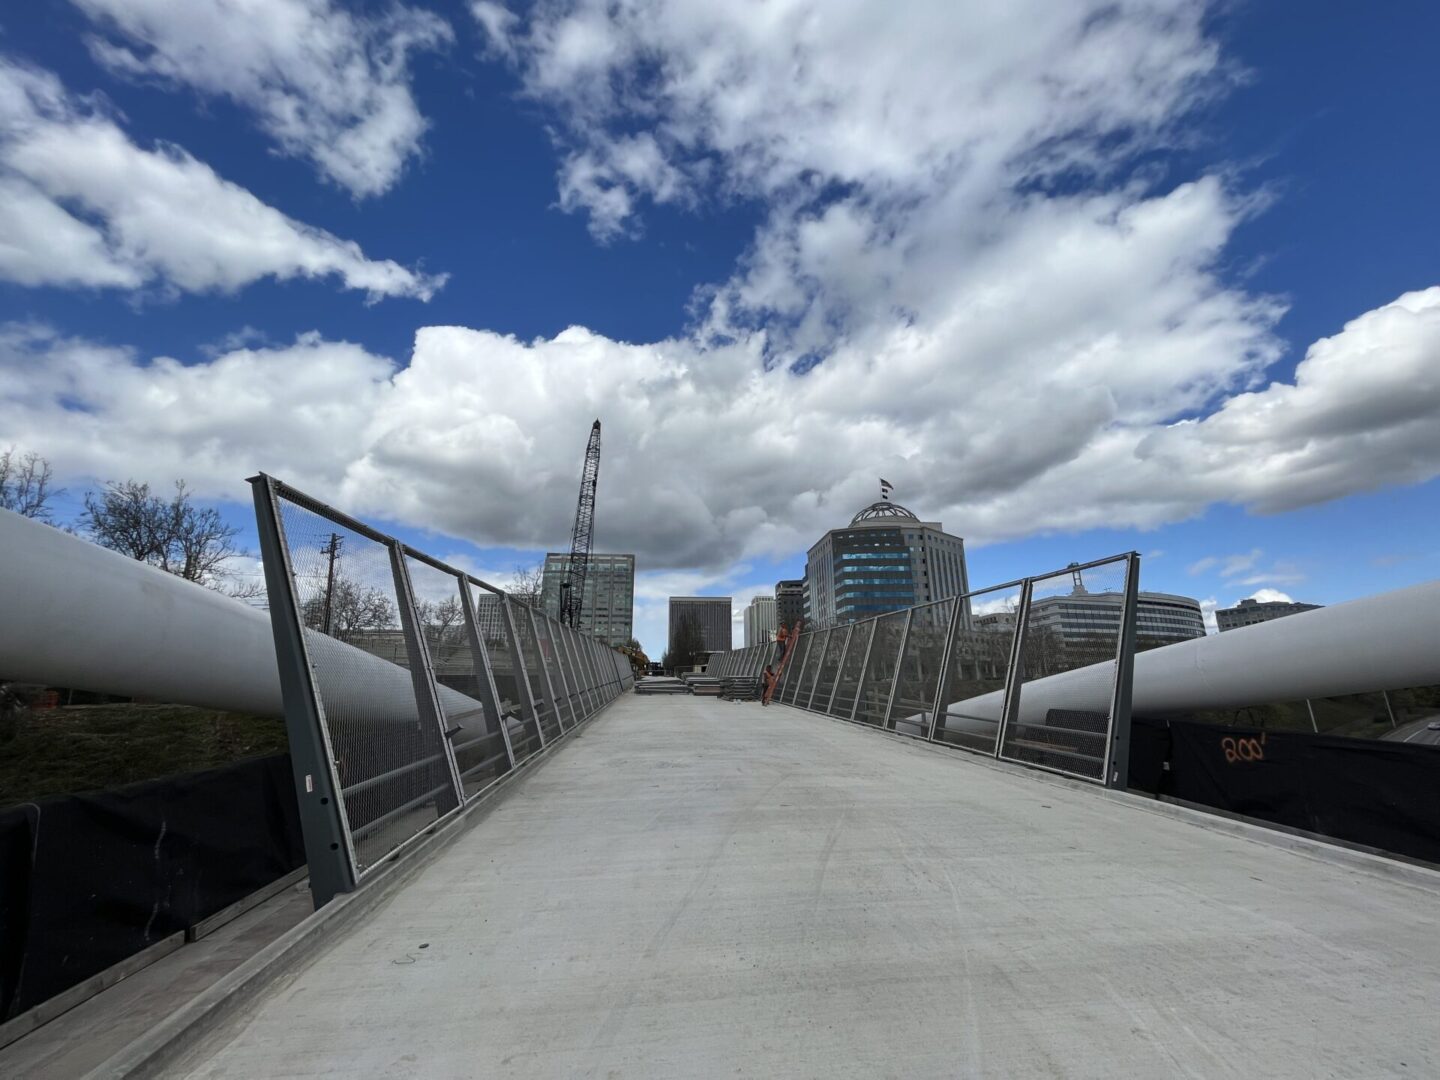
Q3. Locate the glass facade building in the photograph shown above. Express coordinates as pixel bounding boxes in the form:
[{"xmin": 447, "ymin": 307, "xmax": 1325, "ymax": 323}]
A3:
[
  {"xmin": 804, "ymin": 501, "xmax": 969, "ymax": 627},
  {"xmin": 668, "ymin": 596, "xmax": 733, "ymax": 653},
  {"xmin": 540, "ymin": 552, "xmax": 635, "ymax": 645}
]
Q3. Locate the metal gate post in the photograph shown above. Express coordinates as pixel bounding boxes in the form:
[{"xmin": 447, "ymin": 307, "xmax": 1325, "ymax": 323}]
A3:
[
  {"xmin": 1103, "ymin": 553, "xmax": 1141, "ymax": 788},
  {"xmin": 456, "ymin": 575, "xmax": 516, "ymax": 772},
  {"xmin": 995, "ymin": 579, "xmax": 1034, "ymax": 758},
  {"xmin": 883, "ymin": 609, "xmax": 915, "ymax": 731},
  {"xmin": 926, "ymin": 597, "xmax": 966, "ymax": 742},
  {"xmin": 248, "ymin": 474, "xmax": 356, "ymax": 908}
]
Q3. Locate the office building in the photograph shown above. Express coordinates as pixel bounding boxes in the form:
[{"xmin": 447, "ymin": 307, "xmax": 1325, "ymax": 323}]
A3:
[
  {"xmin": 1027, "ymin": 589, "xmax": 1207, "ymax": 650},
  {"xmin": 775, "ymin": 579, "xmax": 805, "ymax": 632},
  {"xmin": 804, "ymin": 497, "xmax": 969, "ymax": 627},
  {"xmin": 669, "ymin": 596, "xmax": 732, "ymax": 653},
  {"xmin": 1216, "ymin": 597, "xmax": 1322, "ymax": 633},
  {"xmin": 744, "ymin": 595, "xmax": 777, "ymax": 646},
  {"xmin": 540, "ymin": 553, "xmax": 635, "ymax": 645}
]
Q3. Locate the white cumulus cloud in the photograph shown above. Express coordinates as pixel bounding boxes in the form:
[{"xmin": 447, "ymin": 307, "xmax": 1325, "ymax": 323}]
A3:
[
  {"xmin": 0, "ymin": 59, "xmax": 445, "ymax": 298},
  {"xmin": 74, "ymin": 0, "xmax": 452, "ymax": 198}
]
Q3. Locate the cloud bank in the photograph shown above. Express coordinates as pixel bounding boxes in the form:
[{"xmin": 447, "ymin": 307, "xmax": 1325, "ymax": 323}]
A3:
[
  {"xmin": 0, "ymin": 59, "xmax": 444, "ymax": 298},
  {"xmin": 74, "ymin": 0, "xmax": 451, "ymax": 198}
]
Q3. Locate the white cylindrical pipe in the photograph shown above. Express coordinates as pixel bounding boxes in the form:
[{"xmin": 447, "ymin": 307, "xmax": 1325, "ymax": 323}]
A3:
[
  {"xmin": 0, "ymin": 508, "xmax": 489, "ymax": 726},
  {"xmin": 943, "ymin": 579, "xmax": 1440, "ymax": 729}
]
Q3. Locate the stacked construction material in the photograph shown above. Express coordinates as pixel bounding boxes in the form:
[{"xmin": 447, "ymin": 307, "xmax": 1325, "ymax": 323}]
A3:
[
  {"xmin": 634, "ymin": 676, "xmax": 691, "ymax": 695},
  {"xmin": 720, "ymin": 676, "xmax": 761, "ymax": 701},
  {"xmin": 682, "ymin": 675, "xmax": 723, "ymax": 697}
]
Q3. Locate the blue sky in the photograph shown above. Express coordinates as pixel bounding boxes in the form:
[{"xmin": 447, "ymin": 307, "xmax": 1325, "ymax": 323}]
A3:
[{"xmin": 1, "ymin": 1, "xmax": 1437, "ymax": 655}]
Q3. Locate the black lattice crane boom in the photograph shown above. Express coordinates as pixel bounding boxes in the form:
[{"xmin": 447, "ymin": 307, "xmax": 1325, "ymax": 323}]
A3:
[{"xmin": 559, "ymin": 419, "xmax": 602, "ymax": 629}]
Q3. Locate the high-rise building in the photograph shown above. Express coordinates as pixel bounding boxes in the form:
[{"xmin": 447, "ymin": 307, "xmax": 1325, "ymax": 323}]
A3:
[
  {"xmin": 1216, "ymin": 597, "xmax": 1322, "ymax": 633},
  {"xmin": 540, "ymin": 553, "xmax": 635, "ymax": 645},
  {"xmin": 668, "ymin": 596, "xmax": 732, "ymax": 653},
  {"xmin": 775, "ymin": 579, "xmax": 805, "ymax": 632},
  {"xmin": 804, "ymin": 497, "xmax": 969, "ymax": 627},
  {"xmin": 743, "ymin": 595, "xmax": 777, "ymax": 646}
]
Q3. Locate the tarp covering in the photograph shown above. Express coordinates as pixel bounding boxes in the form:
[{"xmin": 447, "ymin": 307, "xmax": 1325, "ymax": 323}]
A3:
[
  {"xmin": 0, "ymin": 753, "xmax": 303, "ymax": 1020},
  {"xmin": 1129, "ymin": 717, "xmax": 1440, "ymax": 865}
]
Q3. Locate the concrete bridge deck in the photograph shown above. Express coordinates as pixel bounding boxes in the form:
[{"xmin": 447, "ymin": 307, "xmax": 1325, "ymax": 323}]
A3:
[{"xmin": 164, "ymin": 695, "xmax": 1440, "ymax": 1078}]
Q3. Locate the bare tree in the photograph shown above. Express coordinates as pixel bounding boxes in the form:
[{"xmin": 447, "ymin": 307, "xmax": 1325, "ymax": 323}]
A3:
[
  {"xmin": 663, "ymin": 613, "xmax": 707, "ymax": 673},
  {"xmin": 80, "ymin": 479, "xmax": 252, "ymax": 594},
  {"xmin": 0, "ymin": 447, "xmax": 63, "ymax": 521},
  {"xmin": 415, "ymin": 594, "xmax": 465, "ymax": 644},
  {"xmin": 300, "ymin": 576, "xmax": 396, "ymax": 643},
  {"xmin": 506, "ymin": 559, "xmax": 546, "ymax": 608}
]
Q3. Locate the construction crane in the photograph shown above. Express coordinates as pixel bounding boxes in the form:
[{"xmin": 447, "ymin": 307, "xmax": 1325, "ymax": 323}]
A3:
[{"xmin": 559, "ymin": 419, "xmax": 602, "ymax": 629}]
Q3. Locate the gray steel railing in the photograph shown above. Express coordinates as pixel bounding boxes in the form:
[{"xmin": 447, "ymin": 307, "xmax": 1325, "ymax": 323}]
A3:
[
  {"xmin": 709, "ymin": 553, "xmax": 1140, "ymax": 787},
  {"xmin": 250, "ymin": 474, "xmax": 634, "ymax": 906}
]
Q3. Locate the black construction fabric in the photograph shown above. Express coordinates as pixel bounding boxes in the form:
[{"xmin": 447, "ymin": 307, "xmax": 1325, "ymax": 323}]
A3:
[
  {"xmin": 1129, "ymin": 717, "xmax": 1440, "ymax": 865},
  {"xmin": 0, "ymin": 753, "xmax": 303, "ymax": 1020}
]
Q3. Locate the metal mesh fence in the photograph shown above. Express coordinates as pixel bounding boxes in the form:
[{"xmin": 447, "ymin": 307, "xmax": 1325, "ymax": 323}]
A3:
[
  {"xmin": 799, "ymin": 629, "xmax": 834, "ymax": 708},
  {"xmin": 472, "ymin": 583, "xmax": 543, "ymax": 764},
  {"xmin": 271, "ymin": 493, "xmax": 458, "ymax": 877},
  {"xmin": 562, "ymin": 629, "xmax": 595, "ymax": 719},
  {"xmin": 933, "ymin": 581, "xmax": 1024, "ymax": 755},
  {"xmin": 781, "ymin": 635, "xmax": 815, "ymax": 705},
  {"xmin": 533, "ymin": 614, "xmax": 574, "ymax": 731},
  {"xmin": 253, "ymin": 475, "xmax": 631, "ymax": 902},
  {"xmin": 405, "ymin": 554, "xmax": 510, "ymax": 798},
  {"xmin": 854, "ymin": 611, "xmax": 906, "ymax": 727},
  {"xmin": 677, "ymin": 555, "xmax": 1139, "ymax": 789},
  {"xmin": 512, "ymin": 604, "xmax": 563, "ymax": 744},
  {"xmin": 829, "ymin": 622, "xmax": 871, "ymax": 719},
  {"xmin": 816, "ymin": 630, "xmax": 849, "ymax": 710},
  {"xmin": 888, "ymin": 598, "xmax": 956, "ymax": 738},
  {"xmin": 999, "ymin": 558, "xmax": 1131, "ymax": 781}
]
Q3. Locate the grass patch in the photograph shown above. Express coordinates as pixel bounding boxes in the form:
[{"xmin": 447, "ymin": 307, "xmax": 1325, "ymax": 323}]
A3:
[{"xmin": 0, "ymin": 703, "xmax": 288, "ymax": 806}]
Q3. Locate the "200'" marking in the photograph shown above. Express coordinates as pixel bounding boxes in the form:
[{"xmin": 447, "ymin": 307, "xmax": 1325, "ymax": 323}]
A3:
[{"xmin": 1221, "ymin": 733, "xmax": 1267, "ymax": 764}]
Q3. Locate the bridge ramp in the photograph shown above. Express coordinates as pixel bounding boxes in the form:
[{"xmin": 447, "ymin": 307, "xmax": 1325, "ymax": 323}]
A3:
[{"xmin": 168, "ymin": 695, "xmax": 1440, "ymax": 1078}]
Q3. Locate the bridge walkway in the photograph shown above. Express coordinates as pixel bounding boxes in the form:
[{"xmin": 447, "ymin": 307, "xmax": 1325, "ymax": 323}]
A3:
[{"xmin": 166, "ymin": 694, "xmax": 1440, "ymax": 1078}]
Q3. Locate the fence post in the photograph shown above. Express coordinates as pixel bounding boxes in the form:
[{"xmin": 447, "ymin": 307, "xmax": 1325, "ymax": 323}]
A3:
[
  {"xmin": 995, "ymin": 579, "xmax": 1034, "ymax": 759},
  {"xmin": 502, "ymin": 599, "xmax": 545, "ymax": 748},
  {"xmin": 389, "ymin": 542, "xmax": 464, "ymax": 812},
  {"xmin": 849, "ymin": 619, "xmax": 878, "ymax": 723},
  {"xmin": 456, "ymin": 575, "xmax": 516, "ymax": 772},
  {"xmin": 247, "ymin": 474, "xmax": 356, "ymax": 908},
  {"xmin": 883, "ymin": 609, "xmax": 915, "ymax": 731},
  {"xmin": 1103, "ymin": 553, "xmax": 1141, "ymax": 788},
  {"xmin": 926, "ymin": 598, "xmax": 966, "ymax": 741},
  {"xmin": 823, "ymin": 625, "xmax": 854, "ymax": 715},
  {"xmin": 803, "ymin": 629, "xmax": 831, "ymax": 711}
]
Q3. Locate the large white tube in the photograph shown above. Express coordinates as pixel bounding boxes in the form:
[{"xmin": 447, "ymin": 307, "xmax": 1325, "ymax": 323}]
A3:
[
  {"xmin": 943, "ymin": 579, "xmax": 1440, "ymax": 729},
  {"xmin": 0, "ymin": 508, "xmax": 490, "ymax": 726}
]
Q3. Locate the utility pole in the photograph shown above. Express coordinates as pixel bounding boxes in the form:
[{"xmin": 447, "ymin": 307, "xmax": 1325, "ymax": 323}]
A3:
[{"xmin": 320, "ymin": 533, "xmax": 342, "ymax": 635}]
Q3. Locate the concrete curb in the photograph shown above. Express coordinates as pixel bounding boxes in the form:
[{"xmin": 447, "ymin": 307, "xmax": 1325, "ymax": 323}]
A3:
[
  {"xmin": 84, "ymin": 700, "xmax": 623, "ymax": 1080},
  {"xmin": 777, "ymin": 702, "xmax": 1440, "ymax": 896}
]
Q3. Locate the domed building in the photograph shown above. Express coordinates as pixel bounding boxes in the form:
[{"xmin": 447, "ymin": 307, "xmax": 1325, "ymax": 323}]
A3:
[{"xmin": 804, "ymin": 492, "xmax": 969, "ymax": 627}]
